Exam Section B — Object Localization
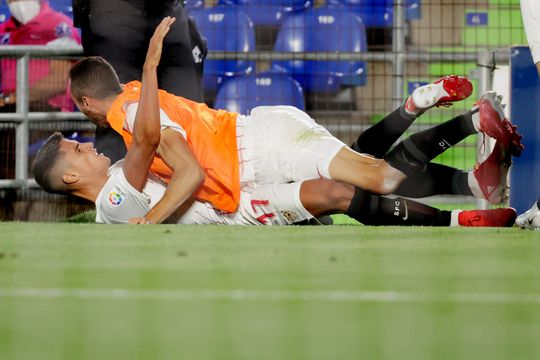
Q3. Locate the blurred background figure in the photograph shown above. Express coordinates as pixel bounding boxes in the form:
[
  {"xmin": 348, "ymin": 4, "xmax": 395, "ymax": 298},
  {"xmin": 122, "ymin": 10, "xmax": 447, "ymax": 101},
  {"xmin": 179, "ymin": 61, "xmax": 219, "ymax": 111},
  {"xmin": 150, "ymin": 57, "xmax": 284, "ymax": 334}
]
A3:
[
  {"xmin": 0, "ymin": 0, "xmax": 81, "ymax": 111},
  {"xmin": 73, "ymin": 0, "xmax": 207, "ymax": 163},
  {"xmin": 0, "ymin": 0, "xmax": 81, "ymax": 180}
]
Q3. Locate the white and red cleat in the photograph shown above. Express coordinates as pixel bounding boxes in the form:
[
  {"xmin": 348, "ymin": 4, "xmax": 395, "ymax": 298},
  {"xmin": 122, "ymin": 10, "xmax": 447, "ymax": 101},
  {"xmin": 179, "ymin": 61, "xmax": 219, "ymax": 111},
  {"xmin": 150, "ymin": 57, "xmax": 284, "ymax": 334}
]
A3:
[
  {"xmin": 457, "ymin": 208, "xmax": 517, "ymax": 227},
  {"xmin": 404, "ymin": 75, "xmax": 473, "ymax": 116},
  {"xmin": 471, "ymin": 140, "xmax": 511, "ymax": 204},
  {"xmin": 474, "ymin": 91, "xmax": 524, "ymax": 157}
]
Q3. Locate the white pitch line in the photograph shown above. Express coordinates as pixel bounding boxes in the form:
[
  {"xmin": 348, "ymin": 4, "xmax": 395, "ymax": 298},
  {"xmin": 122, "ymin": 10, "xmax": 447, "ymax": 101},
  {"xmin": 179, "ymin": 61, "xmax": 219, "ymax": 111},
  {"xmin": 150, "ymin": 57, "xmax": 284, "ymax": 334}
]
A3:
[{"xmin": 1, "ymin": 288, "xmax": 540, "ymax": 305}]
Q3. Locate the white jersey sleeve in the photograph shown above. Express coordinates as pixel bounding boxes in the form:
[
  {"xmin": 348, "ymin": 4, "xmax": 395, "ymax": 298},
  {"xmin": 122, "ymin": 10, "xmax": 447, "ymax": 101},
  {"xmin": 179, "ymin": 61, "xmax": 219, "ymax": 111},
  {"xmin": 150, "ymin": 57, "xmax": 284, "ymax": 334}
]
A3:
[
  {"xmin": 521, "ymin": 0, "xmax": 540, "ymax": 64},
  {"xmin": 95, "ymin": 161, "xmax": 158, "ymax": 224},
  {"xmin": 123, "ymin": 102, "xmax": 187, "ymax": 139}
]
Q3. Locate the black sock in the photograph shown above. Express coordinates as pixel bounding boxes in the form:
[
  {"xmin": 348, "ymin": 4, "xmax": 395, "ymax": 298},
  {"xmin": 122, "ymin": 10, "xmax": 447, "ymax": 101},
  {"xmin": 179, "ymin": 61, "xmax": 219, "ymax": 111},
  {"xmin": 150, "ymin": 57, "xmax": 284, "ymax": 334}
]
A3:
[
  {"xmin": 345, "ymin": 187, "xmax": 451, "ymax": 226},
  {"xmin": 384, "ymin": 112, "xmax": 477, "ymax": 176},
  {"xmin": 394, "ymin": 163, "xmax": 473, "ymax": 198},
  {"xmin": 351, "ymin": 106, "xmax": 416, "ymax": 158}
]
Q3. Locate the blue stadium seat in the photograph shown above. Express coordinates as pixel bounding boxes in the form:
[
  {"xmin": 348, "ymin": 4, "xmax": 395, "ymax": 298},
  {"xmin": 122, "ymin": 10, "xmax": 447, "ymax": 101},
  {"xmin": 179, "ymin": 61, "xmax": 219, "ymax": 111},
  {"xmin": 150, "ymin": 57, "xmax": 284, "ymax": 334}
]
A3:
[
  {"xmin": 216, "ymin": 0, "xmax": 313, "ymax": 26},
  {"xmin": 0, "ymin": 4, "xmax": 9, "ymax": 24},
  {"xmin": 214, "ymin": 72, "xmax": 305, "ymax": 114},
  {"xmin": 189, "ymin": 6, "xmax": 256, "ymax": 91},
  {"xmin": 406, "ymin": 0, "xmax": 421, "ymax": 20},
  {"xmin": 326, "ymin": 0, "xmax": 421, "ymax": 27},
  {"xmin": 49, "ymin": 0, "xmax": 73, "ymax": 17},
  {"xmin": 271, "ymin": 6, "xmax": 367, "ymax": 93}
]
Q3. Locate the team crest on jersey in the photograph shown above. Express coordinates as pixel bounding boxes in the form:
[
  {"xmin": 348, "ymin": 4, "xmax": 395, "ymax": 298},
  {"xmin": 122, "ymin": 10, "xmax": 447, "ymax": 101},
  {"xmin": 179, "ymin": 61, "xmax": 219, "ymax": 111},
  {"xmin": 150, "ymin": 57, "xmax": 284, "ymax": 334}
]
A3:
[
  {"xmin": 108, "ymin": 185, "xmax": 127, "ymax": 208},
  {"xmin": 280, "ymin": 210, "xmax": 298, "ymax": 224}
]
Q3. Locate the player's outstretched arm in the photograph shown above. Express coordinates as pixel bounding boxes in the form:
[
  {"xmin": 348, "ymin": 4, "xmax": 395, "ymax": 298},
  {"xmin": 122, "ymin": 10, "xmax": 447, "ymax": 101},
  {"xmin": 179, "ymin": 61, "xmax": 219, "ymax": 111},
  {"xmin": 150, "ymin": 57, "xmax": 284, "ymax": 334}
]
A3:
[{"xmin": 122, "ymin": 16, "xmax": 176, "ymax": 191}]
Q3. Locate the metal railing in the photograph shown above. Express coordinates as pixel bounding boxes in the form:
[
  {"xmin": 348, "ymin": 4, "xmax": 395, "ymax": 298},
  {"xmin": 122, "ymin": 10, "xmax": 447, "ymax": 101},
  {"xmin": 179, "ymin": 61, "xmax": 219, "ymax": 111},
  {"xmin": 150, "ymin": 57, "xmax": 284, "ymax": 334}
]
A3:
[{"xmin": 0, "ymin": 45, "xmax": 85, "ymax": 189}]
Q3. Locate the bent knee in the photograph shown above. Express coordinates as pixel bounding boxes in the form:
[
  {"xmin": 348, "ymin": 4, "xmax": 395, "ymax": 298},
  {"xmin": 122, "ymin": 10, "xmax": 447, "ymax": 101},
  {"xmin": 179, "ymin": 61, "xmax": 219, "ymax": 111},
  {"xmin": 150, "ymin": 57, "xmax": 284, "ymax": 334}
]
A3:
[
  {"xmin": 374, "ymin": 178, "xmax": 400, "ymax": 195},
  {"xmin": 370, "ymin": 164, "xmax": 406, "ymax": 194}
]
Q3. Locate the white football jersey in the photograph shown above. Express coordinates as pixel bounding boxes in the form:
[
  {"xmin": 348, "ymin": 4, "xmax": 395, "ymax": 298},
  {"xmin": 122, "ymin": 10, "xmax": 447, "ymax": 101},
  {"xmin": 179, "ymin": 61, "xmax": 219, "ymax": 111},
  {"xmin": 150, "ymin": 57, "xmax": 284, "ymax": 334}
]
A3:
[
  {"xmin": 95, "ymin": 161, "xmax": 218, "ymax": 224},
  {"xmin": 95, "ymin": 160, "xmax": 167, "ymax": 224},
  {"xmin": 521, "ymin": 0, "xmax": 540, "ymax": 64}
]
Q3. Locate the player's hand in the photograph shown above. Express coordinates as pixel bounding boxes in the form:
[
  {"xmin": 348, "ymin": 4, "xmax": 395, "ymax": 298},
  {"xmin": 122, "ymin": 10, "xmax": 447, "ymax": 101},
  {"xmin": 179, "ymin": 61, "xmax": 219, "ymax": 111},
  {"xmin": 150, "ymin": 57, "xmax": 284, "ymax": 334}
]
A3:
[
  {"xmin": 128, "ymin": 217, "xmax": 154, "ymax": 224},
  {"xmin": 144, "ymin": 16, "xmax": 176, "ymax": 69}
]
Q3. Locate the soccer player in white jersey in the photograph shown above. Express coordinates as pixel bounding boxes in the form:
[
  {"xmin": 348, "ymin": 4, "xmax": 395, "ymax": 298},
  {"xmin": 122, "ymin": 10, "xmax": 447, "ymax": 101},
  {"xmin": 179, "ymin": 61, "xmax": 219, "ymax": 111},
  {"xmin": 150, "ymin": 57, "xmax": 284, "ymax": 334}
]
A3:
[{"xmin": 32, "ymin": 18, "xmax": 521, "ymax": 227}]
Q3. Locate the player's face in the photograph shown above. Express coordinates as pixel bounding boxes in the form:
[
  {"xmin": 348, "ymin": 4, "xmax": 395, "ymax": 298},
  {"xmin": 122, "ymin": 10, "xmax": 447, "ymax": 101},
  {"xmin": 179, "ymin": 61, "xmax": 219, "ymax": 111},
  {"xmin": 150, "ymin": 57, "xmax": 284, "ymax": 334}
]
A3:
[
  {"xmin": 71, "ymin": 95, "xmax": 108, "ymax": 127},
  {"xmin": 59, "ymin": 139, "xmax": 111, "ymax": 175}
]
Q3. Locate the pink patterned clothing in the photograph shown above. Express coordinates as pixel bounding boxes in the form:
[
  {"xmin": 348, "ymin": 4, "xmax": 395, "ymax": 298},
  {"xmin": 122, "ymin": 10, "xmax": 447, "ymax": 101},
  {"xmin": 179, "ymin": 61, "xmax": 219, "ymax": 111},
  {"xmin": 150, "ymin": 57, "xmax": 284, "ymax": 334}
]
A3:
[{"xmin": 0, "ymin": 1, "xmax": 81, "ymax": 111}]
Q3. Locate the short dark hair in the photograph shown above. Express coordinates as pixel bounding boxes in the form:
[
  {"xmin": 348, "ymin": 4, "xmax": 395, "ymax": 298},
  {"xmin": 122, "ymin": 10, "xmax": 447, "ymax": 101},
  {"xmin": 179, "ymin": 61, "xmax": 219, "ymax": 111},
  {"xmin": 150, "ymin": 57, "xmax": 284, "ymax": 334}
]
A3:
[
  {"xmin": 69, "ymin": 57, "xmax": 123, "ymax": 102},
  {"xmin": 32, "ymin": 132, "xmax": 69, "ymax": 194}
]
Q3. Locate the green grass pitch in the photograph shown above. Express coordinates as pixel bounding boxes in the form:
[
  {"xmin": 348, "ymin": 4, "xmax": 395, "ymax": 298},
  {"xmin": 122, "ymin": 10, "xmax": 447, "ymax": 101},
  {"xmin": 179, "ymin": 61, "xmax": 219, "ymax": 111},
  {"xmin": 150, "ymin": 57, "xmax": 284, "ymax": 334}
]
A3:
[{"xmin": 1, "ymin": 223, "xmax": 540, "ymax": 359}]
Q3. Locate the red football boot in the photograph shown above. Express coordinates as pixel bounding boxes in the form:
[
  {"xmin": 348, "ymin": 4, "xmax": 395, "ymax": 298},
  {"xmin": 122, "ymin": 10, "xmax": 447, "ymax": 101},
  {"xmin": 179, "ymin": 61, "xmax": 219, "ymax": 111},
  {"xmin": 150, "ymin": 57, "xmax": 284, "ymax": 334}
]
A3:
[
  {"xmin": 404, "ymin": 75, "xmax": 473, "ymax": 116},
  {"xmin": 475, "ymin": 91, "xmax": 524, "ymax": 157},
  {"xmin": 458, "ymin": 208, "xmax": 517, "ymax": 227},
  {"xmin": 472, "ymin": 140, "xmax": 511, "ymax": 204}
]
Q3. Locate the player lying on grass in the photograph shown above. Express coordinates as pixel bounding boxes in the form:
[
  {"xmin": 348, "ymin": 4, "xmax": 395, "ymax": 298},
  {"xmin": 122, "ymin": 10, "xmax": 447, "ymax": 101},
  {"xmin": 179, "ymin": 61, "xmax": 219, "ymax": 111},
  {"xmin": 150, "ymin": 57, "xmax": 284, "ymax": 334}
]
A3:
[
  {"xmin": 32, "ymin": 18, "xmax": 522, "ymax": 226},
  {"xmin": 32, "ymin": 89, "xmax": 518, "ymax": 227}
]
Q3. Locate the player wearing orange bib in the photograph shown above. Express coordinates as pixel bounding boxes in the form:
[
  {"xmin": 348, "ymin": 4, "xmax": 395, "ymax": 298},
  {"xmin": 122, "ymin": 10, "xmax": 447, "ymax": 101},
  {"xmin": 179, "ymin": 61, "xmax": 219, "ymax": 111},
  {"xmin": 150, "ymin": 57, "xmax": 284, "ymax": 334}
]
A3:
[{"xmin": 106, "ymin": 80, "xmax": 241, "ymax": 212}]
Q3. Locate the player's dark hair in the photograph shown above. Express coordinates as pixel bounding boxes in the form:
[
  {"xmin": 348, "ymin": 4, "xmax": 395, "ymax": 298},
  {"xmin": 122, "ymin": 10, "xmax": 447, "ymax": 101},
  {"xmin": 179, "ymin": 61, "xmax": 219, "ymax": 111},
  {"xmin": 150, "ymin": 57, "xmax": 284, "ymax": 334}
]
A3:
[
  {"xmin": 69, "ymin": 56, "xmax": 123, "ymax": 102},
  {"xmin": 31, "ymin": 132, "xmax": 70, "ymax": 195}
]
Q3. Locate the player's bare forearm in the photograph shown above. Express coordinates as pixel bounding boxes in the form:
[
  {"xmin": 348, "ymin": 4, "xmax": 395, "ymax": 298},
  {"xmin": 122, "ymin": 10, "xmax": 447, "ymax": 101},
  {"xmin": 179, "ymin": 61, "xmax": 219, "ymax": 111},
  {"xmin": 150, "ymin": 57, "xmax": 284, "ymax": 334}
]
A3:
[
  {"xmin": 142, "ymin": 163, "xmax": 204, "ymax": 224},
  {"xmin": 123, "ymin": 16, "xmax": 175, "ymax": 191},
  {"xmin": 136, "ymin": 129, "xmax": 205, "ymax": 224},
  {"xmin": 536, "ymin": 62, "xmax": 540, "ymax": 76}
]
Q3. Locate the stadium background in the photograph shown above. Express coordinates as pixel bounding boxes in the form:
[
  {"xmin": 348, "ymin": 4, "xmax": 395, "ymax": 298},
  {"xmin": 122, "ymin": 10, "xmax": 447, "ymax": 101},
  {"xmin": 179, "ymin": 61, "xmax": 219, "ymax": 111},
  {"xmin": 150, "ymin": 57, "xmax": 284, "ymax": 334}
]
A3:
[
  {"xmin": 3, "ymin": 2, "xmax": 540, "ymax": 359},
  {"xmin": 0, "ymin": 0, "xmax": 527, "ymax": 221}
]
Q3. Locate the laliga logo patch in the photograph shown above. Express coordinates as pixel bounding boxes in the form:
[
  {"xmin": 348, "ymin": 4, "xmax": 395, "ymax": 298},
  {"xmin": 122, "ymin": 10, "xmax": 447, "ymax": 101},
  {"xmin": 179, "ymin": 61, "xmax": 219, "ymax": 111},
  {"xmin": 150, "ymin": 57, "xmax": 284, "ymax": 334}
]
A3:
[{"xmin": 108, "ymin": 185, "xmax": 127, "ymax": 208}]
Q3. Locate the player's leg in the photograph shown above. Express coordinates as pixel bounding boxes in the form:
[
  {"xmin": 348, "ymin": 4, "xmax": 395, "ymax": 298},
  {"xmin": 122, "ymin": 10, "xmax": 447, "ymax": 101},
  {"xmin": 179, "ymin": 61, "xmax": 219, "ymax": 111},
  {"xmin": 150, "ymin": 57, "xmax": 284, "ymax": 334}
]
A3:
[
  {"xmin": 231, "ymin": 179, "xmax": 455, "ymax": 226},
  {"xmin": 299, "ymin": 179, "xmax": 517, "ymax": 227},
  {"xmin": 329, "ymin": 91, "xmax": 522, "ymax": 196},
  {"xmin": 352, "ymin": 75, "xmax": 473, "ymax": 157},
  {"xmin": 244, "ymin": 105, "xmax": 456, "ymax": 195},
  {"xmin": 350, "ymin": 76, "xmax": 476, "ymax": 199},
  {"xmin": 394, "ymin": 140, "xmax": 511, "ymax": 204},
  {"xmin": 381, "ymin": 92, "xmax": 522, "ymax": 194},
  {"xmin": 394, "ymin": 163, "xmax": 471, "ymax": 197}
]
